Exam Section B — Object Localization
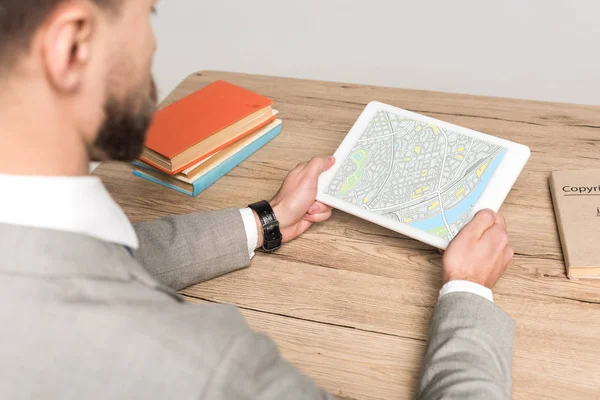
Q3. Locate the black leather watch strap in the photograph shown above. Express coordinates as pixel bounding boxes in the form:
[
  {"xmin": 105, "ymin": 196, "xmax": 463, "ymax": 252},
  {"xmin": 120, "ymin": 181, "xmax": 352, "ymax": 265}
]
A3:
[{"xmin": 248, "ymin": 200, "xmax": 283, "ymax": 253}]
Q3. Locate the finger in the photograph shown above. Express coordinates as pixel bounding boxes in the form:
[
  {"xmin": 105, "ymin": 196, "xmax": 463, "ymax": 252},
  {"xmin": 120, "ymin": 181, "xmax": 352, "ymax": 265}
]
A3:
[
  {"xmin": 289, "ymin": 219, "xmax": 313, "ymax": 241},
  {"xmin": 303, "ymin": 210, "xmax": 333, "ymax": 223},
  {"xmin": 303, "ymin": 156, "xmax": 336, "ymax": 178},
  {"xmin": 503, "ymin": 245, "xmax": 514, "ymax": 265},
  {"xmin": 495, "ymin": 213, "xmax": 506, "ymax": 228},
  {"xmin": 308, "ymin": 201, "xmax": 332, "ymax": 215},
  {"xmin": 481, "ymin": 224, "xmax": 509, "ymax": 251},
  {"xmin": 459, "ymin": 209, "xmax": 497, "ymax": 240},
  {"xmin": 294, "ymin": 161, "xmax": 308, "ymax": 171}
]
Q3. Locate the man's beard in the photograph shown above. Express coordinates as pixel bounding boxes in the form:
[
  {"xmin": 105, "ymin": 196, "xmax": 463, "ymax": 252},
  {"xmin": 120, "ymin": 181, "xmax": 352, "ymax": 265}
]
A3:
[{"xmin": 90, "ymin": 79, "xmax": 158, "ymax": 162}]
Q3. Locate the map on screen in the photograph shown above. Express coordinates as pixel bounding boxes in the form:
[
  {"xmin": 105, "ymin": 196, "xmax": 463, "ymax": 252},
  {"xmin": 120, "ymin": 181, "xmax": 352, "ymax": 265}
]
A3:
[{"xmin": 325, "ymin": 110, "xmax": 506, "ymax": 240}]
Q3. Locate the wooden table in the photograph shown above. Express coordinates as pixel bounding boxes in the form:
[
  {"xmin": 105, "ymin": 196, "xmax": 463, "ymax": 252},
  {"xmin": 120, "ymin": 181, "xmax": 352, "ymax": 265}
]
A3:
[{"xmin": 94, "ymin": 71, "xmax": 600, "ymax": 399}]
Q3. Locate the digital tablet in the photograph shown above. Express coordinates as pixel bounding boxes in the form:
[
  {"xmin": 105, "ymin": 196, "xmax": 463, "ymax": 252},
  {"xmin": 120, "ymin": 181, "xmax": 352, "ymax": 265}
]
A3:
[{"xmin": 317, "ymin": 101, "xmax": 530, "ymax": 249}]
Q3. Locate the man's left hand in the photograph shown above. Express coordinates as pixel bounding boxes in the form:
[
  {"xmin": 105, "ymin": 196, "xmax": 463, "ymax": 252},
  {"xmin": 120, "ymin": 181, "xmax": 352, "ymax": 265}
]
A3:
[{"xmin": 253, "ymin": 156, "xmax": 336, "ymax": 247}]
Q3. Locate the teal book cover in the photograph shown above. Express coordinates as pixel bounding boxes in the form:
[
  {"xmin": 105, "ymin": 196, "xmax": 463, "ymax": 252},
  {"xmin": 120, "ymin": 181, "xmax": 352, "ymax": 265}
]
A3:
[{"xmin": 133, "ymin": 122, "xmax": 282, "ymax": 196}]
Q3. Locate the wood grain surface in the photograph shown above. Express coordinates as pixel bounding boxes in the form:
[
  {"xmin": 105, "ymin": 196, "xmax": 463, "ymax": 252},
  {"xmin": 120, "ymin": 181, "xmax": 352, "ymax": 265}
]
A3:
[{"xmin": 94, "ymin": 71, "xmax": 600, "ymax": 400}]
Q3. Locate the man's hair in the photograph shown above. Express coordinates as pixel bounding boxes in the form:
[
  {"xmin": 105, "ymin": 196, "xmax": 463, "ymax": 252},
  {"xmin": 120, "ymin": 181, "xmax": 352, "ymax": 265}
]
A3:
[{"xmin": 0, "ymin": 0, "xmax": 117, "ymax": 69}]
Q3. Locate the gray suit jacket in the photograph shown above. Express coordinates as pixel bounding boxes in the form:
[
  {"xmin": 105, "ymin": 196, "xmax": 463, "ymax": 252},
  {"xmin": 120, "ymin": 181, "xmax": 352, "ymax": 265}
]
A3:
[{"xmin": 0, "ymin": 208, "xmax": 514, "ymax": 399}]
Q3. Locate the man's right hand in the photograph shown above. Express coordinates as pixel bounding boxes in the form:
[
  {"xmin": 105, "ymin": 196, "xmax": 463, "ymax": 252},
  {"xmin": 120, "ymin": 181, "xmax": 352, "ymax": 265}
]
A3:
[{"xmin": 442, "ymin": 209, "xmax": 514, "ymax": 289}]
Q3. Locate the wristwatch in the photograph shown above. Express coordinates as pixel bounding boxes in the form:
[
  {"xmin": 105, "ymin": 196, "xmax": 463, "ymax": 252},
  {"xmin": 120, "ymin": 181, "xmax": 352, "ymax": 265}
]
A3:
[{"xmin": 248, "ymin": 200, "xmax": 283, "ymax": 252}]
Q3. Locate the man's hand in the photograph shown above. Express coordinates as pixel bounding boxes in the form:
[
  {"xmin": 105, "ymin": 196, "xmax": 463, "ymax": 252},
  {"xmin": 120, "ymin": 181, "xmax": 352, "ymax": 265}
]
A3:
[
  {"xmin": 442, "ymin": 209, "xmax": 514, "ymax": 289},
  {"xmin": 253, "ymin": 157, "xmax": 336, "ymax": 247}
]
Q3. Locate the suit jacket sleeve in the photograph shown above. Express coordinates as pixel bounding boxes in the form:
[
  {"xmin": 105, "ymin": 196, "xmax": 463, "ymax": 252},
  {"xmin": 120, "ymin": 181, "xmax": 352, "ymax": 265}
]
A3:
[
  {"xmin": 133, "ymin": 208, "xmax": 251, "ymax": 291},
  {"xmin": 209, "ymin": 329, "xmax": 334, "ymax": 400},
  {"xmin": 418, "ymin": 292, "xmax": 515, "ymax": 400}
]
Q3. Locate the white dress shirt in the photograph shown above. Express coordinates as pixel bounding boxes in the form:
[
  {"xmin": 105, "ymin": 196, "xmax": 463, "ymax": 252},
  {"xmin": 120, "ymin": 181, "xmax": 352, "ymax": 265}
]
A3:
[
  {"xmin": 0, "ymin": 173, "xmax": 492, "ymax": 303},
  {"xmin": 0, "ymin": 174, "xmax": 138, "ymax": 249},
  {"xmin": 239, "ymin": 207, "xmax": 259, "ymax": 259}
]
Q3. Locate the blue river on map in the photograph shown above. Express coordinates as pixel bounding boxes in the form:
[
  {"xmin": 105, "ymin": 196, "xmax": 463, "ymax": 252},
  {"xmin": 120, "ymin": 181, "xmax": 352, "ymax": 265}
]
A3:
[{"xmin": 408, "ymin": 149, "xmax": 507, "ymax": 232}]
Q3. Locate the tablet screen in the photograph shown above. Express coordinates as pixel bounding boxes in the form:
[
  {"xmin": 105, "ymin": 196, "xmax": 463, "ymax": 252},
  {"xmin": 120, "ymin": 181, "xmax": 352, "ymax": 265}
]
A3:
[{"xmin": 324, "ymin": 109, "xmax": 506, "ymax": 240}]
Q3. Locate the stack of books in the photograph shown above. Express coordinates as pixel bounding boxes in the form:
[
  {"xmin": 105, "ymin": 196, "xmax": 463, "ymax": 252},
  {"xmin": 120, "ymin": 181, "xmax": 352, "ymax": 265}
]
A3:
[{"xmin": 133, "ymin": 80, "xmax": 282, "ymax": 196}]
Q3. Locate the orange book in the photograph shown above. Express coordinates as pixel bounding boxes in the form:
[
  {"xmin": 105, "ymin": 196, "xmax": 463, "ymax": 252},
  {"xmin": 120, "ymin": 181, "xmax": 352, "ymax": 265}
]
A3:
[{"xmin": 140, "ymin": 80, "xmax": 274, "ymax": 175}]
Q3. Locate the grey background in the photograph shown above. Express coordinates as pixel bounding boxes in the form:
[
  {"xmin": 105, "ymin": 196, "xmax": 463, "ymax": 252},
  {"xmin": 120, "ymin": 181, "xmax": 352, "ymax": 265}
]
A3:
[
  {"xmin": 151, "ymin": 0, "xmax": 599, "ymax": 105},
  {"xmin": 91, "ymin": 0, "xmax": 597, "ymax": 173}
]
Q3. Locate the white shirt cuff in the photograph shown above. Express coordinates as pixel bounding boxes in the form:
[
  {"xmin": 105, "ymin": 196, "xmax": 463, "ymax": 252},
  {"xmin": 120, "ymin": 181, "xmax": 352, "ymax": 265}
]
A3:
[
  {"xmin": 239, "ymin": 208, "xmax": 258, "ymax": 259},
  {"xmin": 439, "ymin": 280, "xmax": 494, "ymax": 303}
]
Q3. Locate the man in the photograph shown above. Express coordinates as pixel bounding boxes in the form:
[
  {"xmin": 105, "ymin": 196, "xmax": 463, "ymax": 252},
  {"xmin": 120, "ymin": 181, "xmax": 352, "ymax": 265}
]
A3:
[{"xmin": 0, "ymin": 0, "xmax": 515, "ymax": 399}]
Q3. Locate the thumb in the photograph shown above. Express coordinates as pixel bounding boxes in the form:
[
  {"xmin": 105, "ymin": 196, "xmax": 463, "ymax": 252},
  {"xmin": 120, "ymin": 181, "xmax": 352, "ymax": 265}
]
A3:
[
  {"xmin": 460, "ymin": 209, "xmax": 496, "ymax": 240},
  {"xmin": 304, "ymin": 156, "xmax": 336, "ymax": 178}
]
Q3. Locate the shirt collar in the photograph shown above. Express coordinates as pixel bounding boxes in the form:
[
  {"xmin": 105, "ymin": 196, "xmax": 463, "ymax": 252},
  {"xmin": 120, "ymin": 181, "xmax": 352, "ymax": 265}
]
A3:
[{"xmin": 0, "ymin": 174, "xmax": 138, "ymax": 249}]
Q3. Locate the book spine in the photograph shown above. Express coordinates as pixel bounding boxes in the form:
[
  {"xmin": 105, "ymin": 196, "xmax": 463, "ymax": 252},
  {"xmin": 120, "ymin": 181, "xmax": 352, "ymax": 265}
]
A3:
[
  {"xmin": 174, "ymin": 115, "xmax": 277, "ymax": 175},
  {"xmin": 132, "ymin": 160, "xmax": 150, "ymax": 170},
  {"xmin": 549, "ymin": 173, "xmax": 572, "ymax": 279},
  {"xmin": 132, "ymin": 170, "xmax": 194, "ymax": 196},
  {"xmin": 190, "ymin": 123, "xmax": 283, "ymax": 196}
]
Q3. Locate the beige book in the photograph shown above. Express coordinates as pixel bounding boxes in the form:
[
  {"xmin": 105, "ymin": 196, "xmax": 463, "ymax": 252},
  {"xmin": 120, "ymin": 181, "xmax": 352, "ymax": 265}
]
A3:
[
  {"xmin": 178, "ymin": 119, "xmax": 282, "ymax": 182},
  {"xmin": 549, "ymin": 170, "xmax": 600, "ymax": 279},
  {"xmin": 180, "ymin": 110, "xmax": 279, "ymax": 177}
]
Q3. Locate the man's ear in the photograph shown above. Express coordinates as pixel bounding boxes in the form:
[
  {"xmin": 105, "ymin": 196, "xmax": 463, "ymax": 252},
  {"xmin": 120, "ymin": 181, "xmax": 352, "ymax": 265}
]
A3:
[{"xmin": 41, "ymin": 3, "xmax": 96, "ymax": 93}]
